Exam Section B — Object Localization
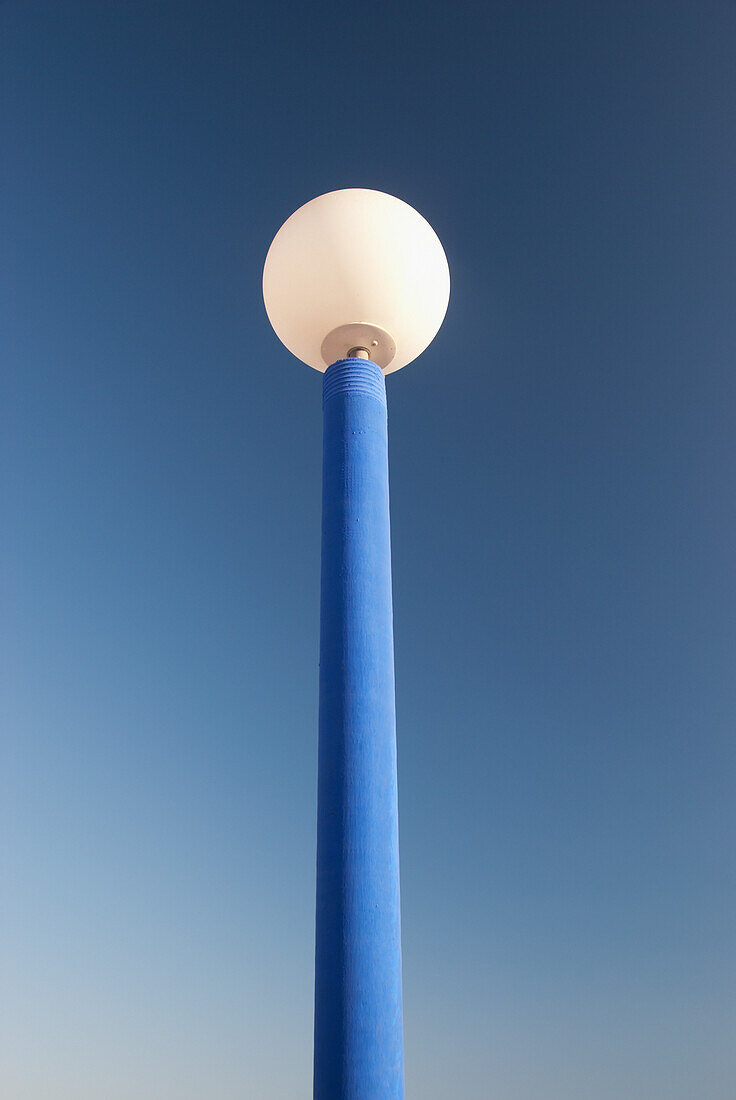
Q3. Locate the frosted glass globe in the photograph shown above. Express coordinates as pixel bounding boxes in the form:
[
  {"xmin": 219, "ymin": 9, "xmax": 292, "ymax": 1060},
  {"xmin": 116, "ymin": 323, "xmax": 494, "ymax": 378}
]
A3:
[{"xmin": 263, "ymin": 188, "xmax": 450, "ymax": 373}]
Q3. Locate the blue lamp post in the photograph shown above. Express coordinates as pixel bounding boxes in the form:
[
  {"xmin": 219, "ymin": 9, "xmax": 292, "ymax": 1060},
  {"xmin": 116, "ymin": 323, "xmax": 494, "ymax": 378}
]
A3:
[{"xmin": 264, "ymin": 189, "xmax": 450, "ymax": 1099}]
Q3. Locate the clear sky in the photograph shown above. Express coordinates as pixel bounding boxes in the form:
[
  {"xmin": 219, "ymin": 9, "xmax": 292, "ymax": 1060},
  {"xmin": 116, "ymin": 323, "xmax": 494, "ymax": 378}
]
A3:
[{"xmin": 2, "ymin": 2, "xmax": 735, "ymax": 1097}]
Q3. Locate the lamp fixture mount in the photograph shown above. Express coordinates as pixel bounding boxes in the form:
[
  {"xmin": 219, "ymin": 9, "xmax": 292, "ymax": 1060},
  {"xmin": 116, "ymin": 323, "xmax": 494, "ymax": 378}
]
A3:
[{"xmin": 321, "ymin": 323, "xmax": 396, "ymax": 370}]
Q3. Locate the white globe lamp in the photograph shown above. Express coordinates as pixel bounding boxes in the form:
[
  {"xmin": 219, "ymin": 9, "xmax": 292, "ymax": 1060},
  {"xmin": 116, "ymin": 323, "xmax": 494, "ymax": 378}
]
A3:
[{"xmin": 263, "ymin": 187, "xmax": 450, "ymax": 372}]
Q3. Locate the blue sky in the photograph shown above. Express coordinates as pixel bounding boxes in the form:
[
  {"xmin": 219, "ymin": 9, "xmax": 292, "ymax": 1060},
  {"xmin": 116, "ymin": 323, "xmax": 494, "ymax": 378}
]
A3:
[{"xmin": 2, "ymin": 2, "xmax": 735, "ymax": 1097}]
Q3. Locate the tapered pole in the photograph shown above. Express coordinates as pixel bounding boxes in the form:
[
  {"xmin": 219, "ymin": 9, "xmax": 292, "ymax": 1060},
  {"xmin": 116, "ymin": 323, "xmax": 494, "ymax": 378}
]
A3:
[{"xmin": 313, "ymin": 358, "xmax": 405, "ymax": 1099}]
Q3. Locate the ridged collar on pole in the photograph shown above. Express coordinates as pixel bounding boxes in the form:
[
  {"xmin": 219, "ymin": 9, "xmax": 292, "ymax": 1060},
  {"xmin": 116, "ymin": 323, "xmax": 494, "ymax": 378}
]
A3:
[{"xmin": 322, "ymin": 358, "xmax": 387, "ymax": 408}]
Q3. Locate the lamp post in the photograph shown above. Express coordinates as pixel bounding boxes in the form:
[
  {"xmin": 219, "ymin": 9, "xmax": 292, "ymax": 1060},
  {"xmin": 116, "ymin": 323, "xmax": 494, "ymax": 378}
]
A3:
[{"xmin": 263, "ymin": 188, "xmax": 450, "ymax": 1099}]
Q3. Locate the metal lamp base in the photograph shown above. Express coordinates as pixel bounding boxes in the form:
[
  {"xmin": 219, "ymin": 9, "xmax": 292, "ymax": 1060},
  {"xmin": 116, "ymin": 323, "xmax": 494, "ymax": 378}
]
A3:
[{"xmin": 321, "ymin": 323, "xmax": 396, "ymax": 371}]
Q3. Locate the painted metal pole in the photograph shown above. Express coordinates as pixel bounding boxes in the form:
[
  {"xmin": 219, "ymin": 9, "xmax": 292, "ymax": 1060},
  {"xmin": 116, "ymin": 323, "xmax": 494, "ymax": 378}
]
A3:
[{"xmin": 314, "ymin": 358, "xmax": 405, "ymax": 1099}]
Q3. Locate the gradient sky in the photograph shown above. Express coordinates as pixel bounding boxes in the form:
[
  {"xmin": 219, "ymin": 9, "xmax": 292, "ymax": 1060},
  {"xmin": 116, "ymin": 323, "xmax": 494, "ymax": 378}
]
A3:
[{"xmin": 2, "ymin": 3, "xmax": 735, "ymax": 1097}]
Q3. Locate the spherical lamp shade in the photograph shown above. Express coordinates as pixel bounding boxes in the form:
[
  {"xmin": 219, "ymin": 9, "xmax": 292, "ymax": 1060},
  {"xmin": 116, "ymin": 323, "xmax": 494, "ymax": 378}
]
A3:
[{"xmin": 263, "ymin": 188, "xmax": 450, "ymax": 373}]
